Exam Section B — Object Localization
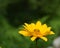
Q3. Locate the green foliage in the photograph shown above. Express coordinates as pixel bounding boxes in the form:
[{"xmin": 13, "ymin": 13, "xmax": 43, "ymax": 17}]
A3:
[{"xmin": 0, "ymin": 0, "xmax": 60, "ymax": 48}]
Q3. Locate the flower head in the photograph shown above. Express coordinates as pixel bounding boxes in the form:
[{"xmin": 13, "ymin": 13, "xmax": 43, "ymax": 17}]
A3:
[{"xmin": 19, "ymin": 21, "xmax": 55, "ymax": 41}]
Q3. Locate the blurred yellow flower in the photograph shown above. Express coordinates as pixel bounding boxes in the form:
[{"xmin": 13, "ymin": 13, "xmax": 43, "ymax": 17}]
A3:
[{"xmin": 19, "ymin": 21, "xmax": 55, "ymax": 41}]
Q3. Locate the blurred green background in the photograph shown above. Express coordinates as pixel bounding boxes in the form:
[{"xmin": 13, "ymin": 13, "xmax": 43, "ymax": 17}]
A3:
[{"xmin": 0, "ymin": 0, "xmax": 60, "ymax": 48}]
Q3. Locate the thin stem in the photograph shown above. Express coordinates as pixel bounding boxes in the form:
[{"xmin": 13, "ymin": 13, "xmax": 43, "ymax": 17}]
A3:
[{"xmin": 36, "ymin": 39, "xmax": 38, "ymax": 48}]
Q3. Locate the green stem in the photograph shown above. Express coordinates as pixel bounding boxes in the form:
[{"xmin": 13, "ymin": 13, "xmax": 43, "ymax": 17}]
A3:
[{"xmin": 36, "ymin": 39, "xmax": 38, "ymax": 48}]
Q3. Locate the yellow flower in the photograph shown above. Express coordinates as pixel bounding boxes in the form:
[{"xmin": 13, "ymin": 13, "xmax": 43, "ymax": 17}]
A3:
[{"xmin": 19, "ymin": 21, "xmax": 55, "ymax": 41}]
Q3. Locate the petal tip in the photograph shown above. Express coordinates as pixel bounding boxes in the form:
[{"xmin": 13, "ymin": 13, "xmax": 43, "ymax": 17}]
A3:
[
  {"xmin": 31, "ymin": 37, "xmax": 37, "ymax": 41},
  {"xmin": 50, "ymin": 31, "xmax": 55, "ymax": 35}
]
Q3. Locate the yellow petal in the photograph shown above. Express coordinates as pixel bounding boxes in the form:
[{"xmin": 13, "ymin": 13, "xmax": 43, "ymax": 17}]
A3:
[
  {"xmin": 31, "ymin": 37, "xmax": 37, "ymax": 41},
  {"xmin": 24, "ymin": 23, "xmax": 35, "ymax": 32},
  {"xmin": 36, "ymin": 21, "xmax": 41, "ymax": 29},
  {"xmin": 50, "ymin": 31, "xmax": 55, "ymax": 35},
  {"xmin": 40, "ymin": 24, "xmax": 47, "ymax": 33},
  {"xmin": 43, "ymin": 27, "xmax": 51, "ymax": 35},
  {"xmin": 42, "ymin": 24, "xmax": 47, "ymax": 29},
  {"xmin": 19, "ymin": 31, "xmax": 31, "ymax": 36},
  {"xmin": 30, "ymin": 23, "xmax": 35, "ymax": 28},
  {"xmin": 24, "ymin": 23, "xmax": 29, "ymax": 27},
  {"xmin": 36, "ymin": 21, "xmax": 41, "ymax": 26},
  {"xmin": 23, "ymin": 25, "xmax": 27, "ymax": 29},
  {"xmin": 29, "ymin": 23, "xmax": 35, "ymax": 31},
  {"xmin": 47, "ymin": 27, "xmax": 51, "ymax": 31},
  {"xmin": 40, "ymin": 37, "xmax": 48, "ymax": 41}
]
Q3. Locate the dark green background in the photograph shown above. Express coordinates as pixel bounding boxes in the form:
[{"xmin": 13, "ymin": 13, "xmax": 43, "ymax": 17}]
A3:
[{"xmin": 0, "ymin": 0, "xmax": 60, "ymax": 48}]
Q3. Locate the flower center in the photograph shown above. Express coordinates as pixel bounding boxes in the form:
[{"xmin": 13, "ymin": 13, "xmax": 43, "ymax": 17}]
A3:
[
  {"xmin": 34, "ymin": 29, "xmax": 40, "ymax": 32},
  {"xmin": 33, "ymin": 29, "xmax": 40, "ymax": 36}
]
